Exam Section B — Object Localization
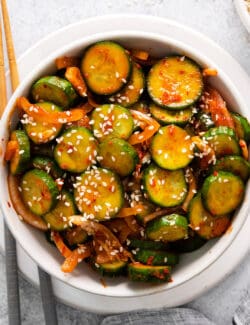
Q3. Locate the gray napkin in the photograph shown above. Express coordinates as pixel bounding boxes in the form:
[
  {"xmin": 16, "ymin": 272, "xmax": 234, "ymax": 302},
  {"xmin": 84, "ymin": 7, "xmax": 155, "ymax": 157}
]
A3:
[
  {"xmin": 100, "ymin": 308, "xmax": 215, "ymax": 325},
  {"xmin": 233, "ymin": 291, "xmax": 250, "ymax": 325}
]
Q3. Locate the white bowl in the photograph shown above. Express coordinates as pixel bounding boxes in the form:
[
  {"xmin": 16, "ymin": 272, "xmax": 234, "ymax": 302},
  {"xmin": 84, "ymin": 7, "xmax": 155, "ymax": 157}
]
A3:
[
  {"xmin": 234, "ymin": 0, "xmax": 250, "ymax": 33},
  {"xmin": 0, "ymin": 30, "xmax": 249, "ymax": 298}
]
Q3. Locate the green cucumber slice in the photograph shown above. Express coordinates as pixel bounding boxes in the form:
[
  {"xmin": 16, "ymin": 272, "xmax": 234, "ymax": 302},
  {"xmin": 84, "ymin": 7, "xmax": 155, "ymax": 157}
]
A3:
[
  {"xmin": 128, "ymin": 263, "xmax": 171, "ymax": 282},
  {"xmin": 91, "ymin": 104, "xmax": 134, "ymax": 141},
  {"xmin": 212, "ymin": 155, "xmax": 250, "ymax": 182},
  {"xmin": 9, "ymin": 130, "xmax": 30, "ymax": 175},
  {"xmin": 133, "ymin": 249, "xmax": 179, "ymax": 266},
  {"xmin": 98, "ymin": 137, "xmax": 138, "ymax": 177},
  {"xmin": 20, "ymin": 169, "xmax": 59, "ymax": 216},
  {"xmin": 32, "ymin": 156, "xmax": 63, "ymax": 179},
  {"xmin": 74, "ymin": 167, "xmax": 124, "ymax": 221},
  {"xmin": 31, "ymin": 76, "xmax": 78, "ymax": 108},
  {"xmin": 201, "ymin": 171, "xmax": 245, "ymax": 216},
  {"xmin": 149, "ymin": 102, "xmax": 194, "ymax": 126},
  {"xmin": 128, "ymin": 238, "xmax": 169, "ymax": 251},
  {"xmin": 146, "ymin": 214, "xmax": 188, "ymax": 242},
  {"xmin": 143, "ymin": 164, "xmax": 187, "ymax": 207},
  {"xmin": 23, "ymin": 102, "xmax": 63, "ymax": 144},
  {"xmin": 81, "ymin": 41, "xmax": 131, "ymax": 95},
  {"xmin": 54, "ymin": 126, "xmax": 98, "ymax": 173},
  {"xmin": 93, "ymin": 260, "xmax": 127, "ymax": 277},
  {"xmin": 151, "ymin": 125, "xmax": 194, "ymax": 170},
  {"xmin": 147, "ymin": 56, "xmax": 203, "ymax": 109},
  {"xmin": 43, "ymin": 190, "xmax": 77, "ymax": 231},
  {"xmin": 169, "ymin": 231, "xmax": 206, "ymax": 253},
  {"xmin": 203, "ymin": 126, "xmax": 241, "ymax": 158},
  {"xmin": 231, "ymin": 112, "xmax": 250, "ymax": 143},
  {"xmin": 109, "ymin": 62, "xmax": 145, "ymax": 107},
  {"xmin": 189, "ymin": 192, "xmax": 230, "ymax": 239}
]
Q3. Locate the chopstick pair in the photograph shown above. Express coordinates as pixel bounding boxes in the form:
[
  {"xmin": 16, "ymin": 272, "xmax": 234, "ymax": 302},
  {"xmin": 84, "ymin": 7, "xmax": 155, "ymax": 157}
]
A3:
[{"xmin": 0, "ymin": 1, "xmax": 58, "ymax": 324}]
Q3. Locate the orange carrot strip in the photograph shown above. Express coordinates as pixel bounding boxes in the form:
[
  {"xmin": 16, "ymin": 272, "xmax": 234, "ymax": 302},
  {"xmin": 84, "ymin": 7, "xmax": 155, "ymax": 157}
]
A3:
[
  {"xmin": 239, "ymin": 139, "xmax": 249, "ymax": 160},
  {"xmin": 116, "ymin": 204, "xmax": 144, "ymax": 218},
  {"xmin": 51, "ymin": 231, "xmax": 72, "ymax": 258},
  {"xmin": 5, "ymin": 140, "xmax": 18, "ymax": 161},
  {"xmin": 182, "ymin": 169, "xmax": 197, "ymax": 212},
  {"xmin": 131, "ymin": 49, "xmax": 149, "ymax": 61},
  {"xmin": 201, "ymin": 87, "xmax": 235, "ymax": 129},
  {"xmin": 129, "ymin": 110, "xmax": 160, "ymax": 145},
  {"xmin": 61, "ymin": 245, "xmax": 91, "ymax": 273},
  {"xmin": 55, "ymin": 56, "xmax": 80, "ymax": 70},
  {"xmin": 16, "ymin": 97, "xmax": 85, "ymax": 123},
  {"xmin": 65, "ymin": 67, "xmax": 87, "ymax": 97},
  {"xmin": 8, "ymin": 174, "xmax": 48, "ymax": 231},
  {"xmin": 202, "ymin": 68, "xmax": 218, "ymax": 77}
]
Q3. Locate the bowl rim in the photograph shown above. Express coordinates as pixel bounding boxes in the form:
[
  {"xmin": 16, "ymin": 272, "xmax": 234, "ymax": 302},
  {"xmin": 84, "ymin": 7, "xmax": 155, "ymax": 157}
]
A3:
[{"xmin": 0, "ymin": 29, "xmax": 249, "ymax": 298}]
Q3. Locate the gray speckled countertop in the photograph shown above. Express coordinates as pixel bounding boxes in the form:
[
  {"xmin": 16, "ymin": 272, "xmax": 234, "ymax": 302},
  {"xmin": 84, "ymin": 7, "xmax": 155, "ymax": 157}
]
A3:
[{"xmin": 1, "ymin": 1, "xmax": 250, "ymax": 324}]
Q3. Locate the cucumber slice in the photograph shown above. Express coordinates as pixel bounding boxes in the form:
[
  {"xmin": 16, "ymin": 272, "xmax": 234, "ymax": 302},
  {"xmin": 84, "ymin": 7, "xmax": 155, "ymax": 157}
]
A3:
[
  {"xmin": 147, "ymin": 56, "xmax": 203, "ymax": 109},
  {"xmin": 109, "ymin": 62, "xmax": 145, "ymax": 107},
  {"xmin": 54, "ymin": 126, "xmax": 98, "ymax": 173},
  {"xmin": 93, "ymin": 260, "xmax": 127, "ymax": 277},
  {"xmin": 189, "ymin": 192, "xmax": 230, "ymax": 239},
  {"xmin": 24, "ymin": 102, "xmax": 63, "ymax": 144},
  {"xmin": 135, "ymin": 200, "xmax": 156, "ymax": 225},
  {"xmin": 143, "ymin": 164, "xmax": 187, "ymax": 207},
  {"xmin": 146, "ymin": 214, "xmax": 188, "ymax": 242},
  {"xmin": 149, "ymin": 102, "xmax": 194, "ymax": 126},
  {"xmin": 128, "ymin": 263, "xmax": 171, "ymax": 282},
  {"xmin": 133, "ymin": 249, "xmax": 179, "ymax": 266},
  {"xmin": 91, "ymin": 104, "xmax": 134, "ymax": 141},
  {"xmin": 203, "ymin": 126, "xmax": 241, "ymax": 158},
  {"xmin": 212, "ymin": 155, "xmax": 250, "ymax": 182},
  {"xmin": 169, "ymin": 230, "xmax": 206, "ymax": 253},
  {"xmin": 74, "ymin": 167, "xmax": 124, "ymax": 221},
  {"xmin": 9, "ymin": 130, "xmax": 30, "ymax": 175},
  {"xmin": 128, "ymin": 238, "xmax": 169, "ymax": 251},
  {"xmin": 231, "ymin": 112, "xmax": 250, "ymax": 143},
  {"xmin": 20, "ymin": 169, "xmax": 59, "ymax": 216},
  {"xmin": 81, "ymin": 41, "xmax": 131, "ymax": 95},
  {"xmin": 43, "ymin": 190, "xmax": 77, "ymax": 231},
  {"xmin": 32, "ymin": 156, "xmax": 63, "ymax": 179},
  {"xmin": 151, "ymin": 125, "xmax": 194, "ymax": 170},
  {"xmin": 63, "ymin": 226, "xmax": 88, "ymax": 248},
  {"xmin": 201, "ymin": 171, "xmax": 245, "ymax": 216},
  {"xmin": 31, "ymin": 76, "xmax": 78, "ymax": 108},
  {"xmin": 98, "ymin": 138, "xmax": 138, "ymax": 177}
]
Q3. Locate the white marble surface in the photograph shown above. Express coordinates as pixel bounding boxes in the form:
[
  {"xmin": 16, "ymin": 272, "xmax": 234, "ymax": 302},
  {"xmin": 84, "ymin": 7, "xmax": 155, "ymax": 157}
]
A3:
[{"xmin": 1, "ymin": 0, "xmax": 250, "ymax": 324}]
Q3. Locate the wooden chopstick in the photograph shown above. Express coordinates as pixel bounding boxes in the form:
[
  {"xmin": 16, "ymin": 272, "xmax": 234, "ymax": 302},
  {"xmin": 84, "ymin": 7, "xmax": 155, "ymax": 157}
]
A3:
[
  {"xmin": 0, "ymin": 13, "xmax": 7, "ymax": 116},
  {"xmin": 1, "ymin": 1, "xmax": 58, "ymax": 324},
  {"xmin": 1, "ymin": 0, "xmax": 19, "ymax": 91}
]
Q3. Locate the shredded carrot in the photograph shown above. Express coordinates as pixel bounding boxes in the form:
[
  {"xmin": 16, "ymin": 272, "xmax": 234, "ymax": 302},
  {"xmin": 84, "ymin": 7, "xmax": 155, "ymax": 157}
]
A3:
[
  {"xmin": 5, "ymin": 140, "xmax": 18, "ymax": 161},
  {"xmin": 131, "ymin": 49, "xmax": 149, "ymax": 61},
  {"xmin": 201, "ymin": 87, "xmax": 235, "ymax": 129},
  {"xmin": 129, "ymin": 110, "xmax": 160, "ymax": 145},
  {"xmin": 55, "ymin": 56, "xmax": 80, "ymax": 70},
  {"xmin": 117, "ymin": 204, "xmax": 144, "ymax": 218},
  {"xmin": 239, "ymin": 139, "xmax": 249, "ymax": 160},
  {"xmin": 61, "ymin": 245, "xmax": 91, "ymax": 273},
  {"xmin": 65, "ymin": 67, "xmax": 87, "ymax": 97},
  {"xmin": 182, "ymin": 169, "xmax": 197, "ymax": 212},
  {"xmin": 51, "ymin": 231, "xmax": 72, "ymax": 258},
  {"xmin": 202, "ymin": 68, "xmax": 218, "ymax": 77},
  {"xmin": 16, "ymin": 97, "xmax": 85, "ymax": 123}
]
